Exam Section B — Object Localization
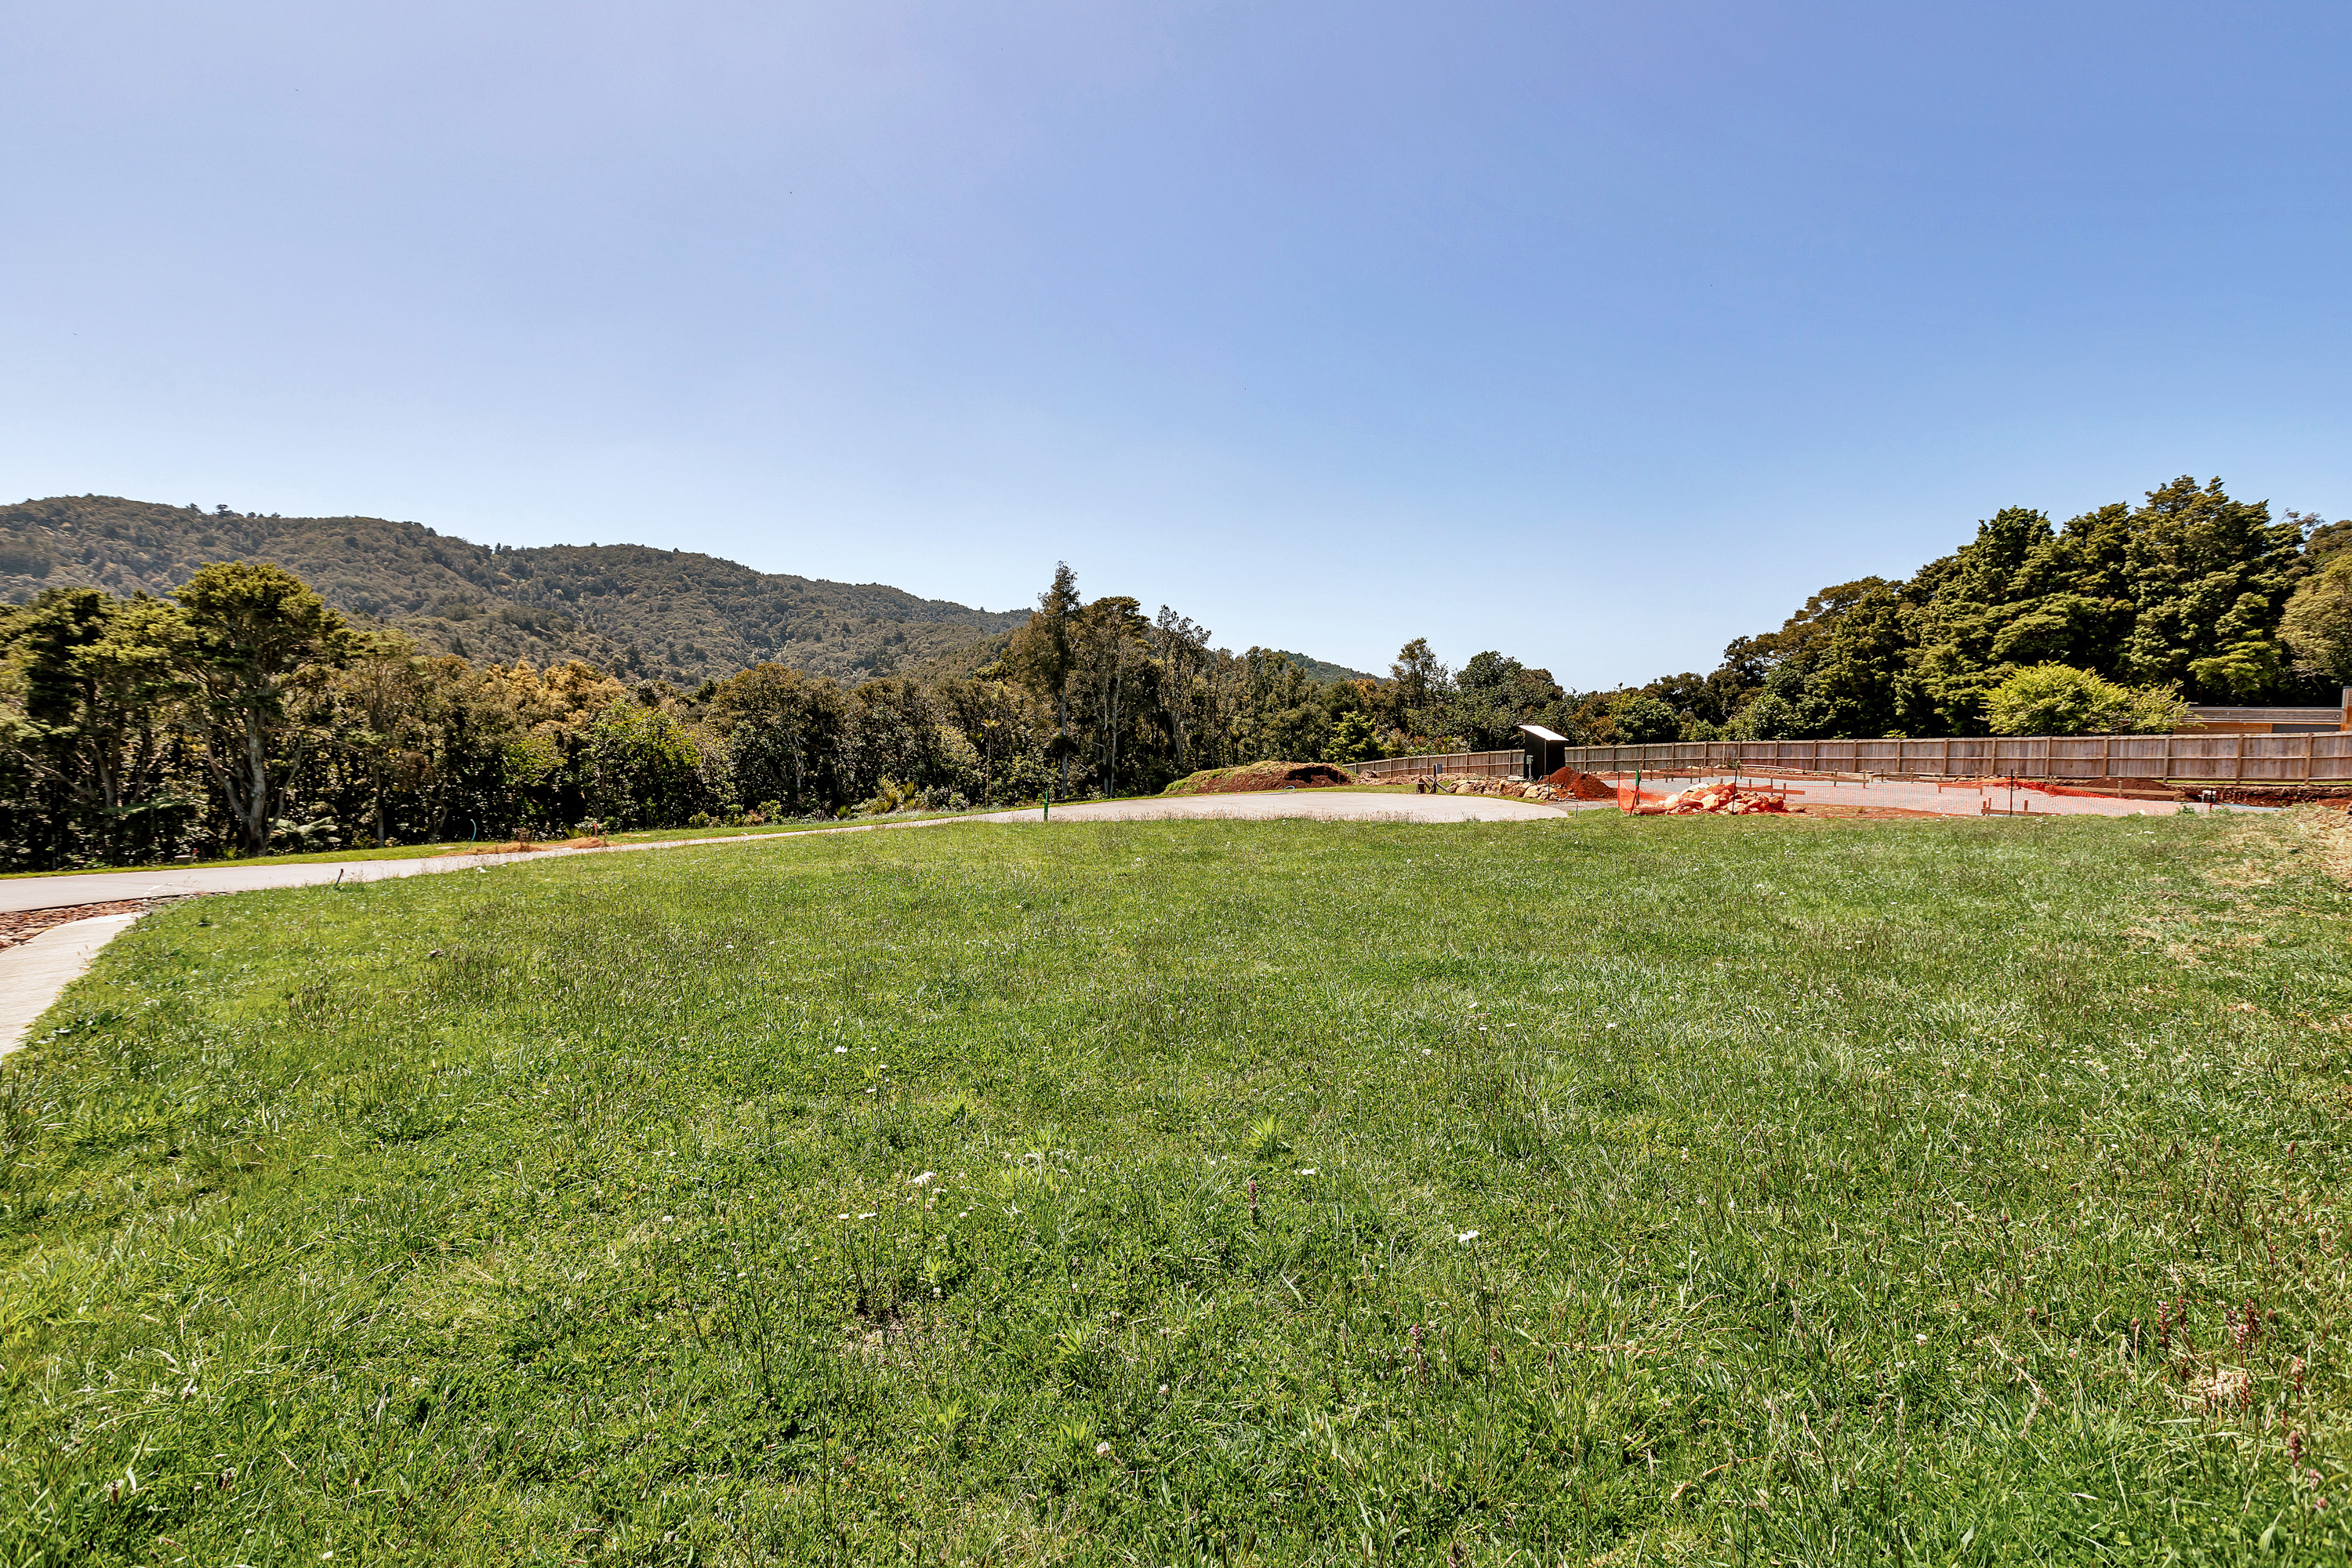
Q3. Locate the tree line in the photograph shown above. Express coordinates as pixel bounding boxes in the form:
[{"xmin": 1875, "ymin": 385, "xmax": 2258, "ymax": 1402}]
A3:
[
  {"xmin": 0, "ymin": 561, "xmax": 1463, "ymax": 870},
  {"xmin": 1555, "ymin": 475, "xmax": 2352, "ymax": 746},
  {"xmin": 9, "ymin": 474, "xmax": 2343, "ymax": 868}
]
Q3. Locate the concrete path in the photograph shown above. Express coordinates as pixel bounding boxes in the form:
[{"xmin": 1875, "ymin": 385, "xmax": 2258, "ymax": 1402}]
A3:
[
  {"xmin": 1, "ymin": 913, "xmax": 146, "ymax": 1054},
  {"xmin": 0, "ymin": 842, "xmax": 615, "ymax": 914},
  {"xmin": 0, "ymin": 791, "xmax": 1568, "ymax": 916}
]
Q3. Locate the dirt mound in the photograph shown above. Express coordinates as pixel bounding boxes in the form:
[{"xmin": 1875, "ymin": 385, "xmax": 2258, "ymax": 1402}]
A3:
[
  {"xmin": 1543, "ymin": 765, "xmax": 1617, "ymax": 801},
  {"xmin": 1162, "ymin": 761, "xmax": 1357, "ymax": 796}
]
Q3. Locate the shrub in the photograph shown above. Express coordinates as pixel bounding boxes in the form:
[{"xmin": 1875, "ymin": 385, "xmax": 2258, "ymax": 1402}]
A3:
[
  {"xmin": 1323, "ymin": 710, "xmax": 1381, "ymax": 764},
  {"xmin": 1984, "ymin": 664, "xmax": 2187, "ymax": 735}
]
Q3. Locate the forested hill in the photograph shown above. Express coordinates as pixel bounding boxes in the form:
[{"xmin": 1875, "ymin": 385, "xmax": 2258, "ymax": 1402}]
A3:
[
  {"xmin": 0, "ymin": 495, "xmax": 1028, "ymax": 685},
  {"xmin": 1272, "ymin": 650, "xmax": 1376, "ymax": 684}
]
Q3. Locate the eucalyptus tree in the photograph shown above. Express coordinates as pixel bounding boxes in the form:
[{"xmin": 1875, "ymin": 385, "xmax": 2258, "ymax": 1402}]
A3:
[
  {"xmin": 1151, "ymin": 606, "xmax": 1213, "ymax": 775},
  {"xmin": 173, "ymin": 562, "xmax": 350, "ymax": 854},
  {"xmin": 1080, "ymin": 597, "xmax": 1153, "ymax": 793},
  {"xmin": 1006, "ymin": 563, "xmax": 1083, "ymax": 789}
]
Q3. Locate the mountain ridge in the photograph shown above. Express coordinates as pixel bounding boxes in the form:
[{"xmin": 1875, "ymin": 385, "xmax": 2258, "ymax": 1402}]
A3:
[{"xmin": 0, "ymin": 495, "xmax": 1026, "ymax": 685}]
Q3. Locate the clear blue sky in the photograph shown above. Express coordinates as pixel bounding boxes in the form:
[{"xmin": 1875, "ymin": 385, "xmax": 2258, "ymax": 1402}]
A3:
[{"xmin": 5, "ymin": 2, "xmax": 2346, "ymax": 686}]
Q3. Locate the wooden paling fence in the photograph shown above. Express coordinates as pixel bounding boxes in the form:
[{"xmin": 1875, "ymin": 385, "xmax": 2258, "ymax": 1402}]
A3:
[
  {"xmin": 1353, "ymin": 750, "xmax": 1526, "ymax": 782},
  {"xmin": 1349, "ymin": 733, "xmax": 2352, "ymax": 786}
]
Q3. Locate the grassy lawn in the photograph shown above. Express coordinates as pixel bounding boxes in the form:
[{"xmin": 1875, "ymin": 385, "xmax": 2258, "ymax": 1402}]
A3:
[{"xmin": 2, "ymin": 811, "xmax": 2347, "ymax": 1563}]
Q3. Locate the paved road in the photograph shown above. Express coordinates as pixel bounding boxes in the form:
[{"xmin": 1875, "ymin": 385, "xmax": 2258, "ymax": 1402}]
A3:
[
  {"xmin": 0, "ymin": 840, "xmax": 627, "ymax": 914},
  {"xmin": 978, "ymin": 790, "xmax": 1570, "ymax": 825},
  {"xmin": 0, "ymin": 790, "xmax": 1570, "ymax": 915}
]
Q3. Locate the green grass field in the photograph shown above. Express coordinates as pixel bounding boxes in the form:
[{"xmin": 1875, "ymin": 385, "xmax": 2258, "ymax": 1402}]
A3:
[{"xmin": 2, "ymin": 811, "xmax": 2347, "ymax": 1563}]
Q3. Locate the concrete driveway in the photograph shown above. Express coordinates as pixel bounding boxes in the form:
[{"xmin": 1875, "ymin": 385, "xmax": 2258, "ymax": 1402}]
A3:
[
  {"xmin": 0, "ymin": 789, "xmax": 1568, "ymax": 916},
  {"xmin": 978, "ymin": 789, "xmax": 1570, "ymax": 825}
]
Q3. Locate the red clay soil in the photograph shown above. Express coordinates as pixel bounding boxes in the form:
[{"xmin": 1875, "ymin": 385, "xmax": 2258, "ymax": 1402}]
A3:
[
  {"xmin": 1167, "ymin": 762, "xmax": 1356, "ymax": 795},
  {"xmin": 2202, "ymin": 783, "xmax": 2352, "ymax": 808},
  {"xmin": 1542, "ymin": 765, "xmax": 1618, "ymax": 800}
]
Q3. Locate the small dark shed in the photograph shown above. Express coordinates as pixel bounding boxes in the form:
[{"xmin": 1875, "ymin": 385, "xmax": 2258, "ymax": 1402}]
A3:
[{"xmin": 1518, "ymin": 722, "xmax": 1569, "ymax": 781}]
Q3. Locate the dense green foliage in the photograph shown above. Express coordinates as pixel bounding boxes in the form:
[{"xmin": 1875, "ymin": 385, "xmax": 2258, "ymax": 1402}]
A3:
[
  {"xmin": 0, "ymin": 495, "xmax": 1026, "ymax": 686},
  {"xmin": 1241, "ymin": 477, "xmax": 2352, "ymax": 760},
  {"xmin": 1598, "ymin": 477, "xmax": 2351, "ymax": 743},
  {"xmin": 4, "ymin": 812, "xmax": 2347, "ymax": 1561},
  {"xmin": 0, "ymin": 561, "xmax": 1390, "ymax": 869},
  {"xmin": 12, "ymin": 475, "xmax": 2346, "ymax": 830},
  {"xmin": 1983, "ymin": 665, "xmax": 2191, "ymax": 738}
]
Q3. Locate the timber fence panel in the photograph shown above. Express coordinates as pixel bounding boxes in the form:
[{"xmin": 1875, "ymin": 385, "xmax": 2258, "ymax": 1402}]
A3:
[
  {"xmin": 2247, "ymin": 735, "xmax": 2324, "ymax": 781},
  {"xmin": 1351, "ymin": 750, "xmax": 1523, "ymax": 782},
  {"xmin": 2111, "ymin": 738, "xmax": 2171, "ymax": 779},
  {"xmin": 2165, "ymin": 736, "xmax": 2241, "ymax": 781},
  {"xmin": 1349, "ymin": 728, "xmax": 2352, "ymax": 786}
]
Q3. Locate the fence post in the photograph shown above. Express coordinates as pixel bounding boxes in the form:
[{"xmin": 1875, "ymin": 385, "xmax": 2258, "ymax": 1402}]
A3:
[{"xmin": 2234, "ymin": 736, "xmax": 2245, "ymax": 782}]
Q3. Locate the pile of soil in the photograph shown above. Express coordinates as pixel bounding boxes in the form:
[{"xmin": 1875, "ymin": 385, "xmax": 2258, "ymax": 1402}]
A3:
[
  {"xmin": 1162, "ymin": 762, "xmax": 1357, "ymax": 796},
  {"xmin": 1542, "ymin": 765, "xmax": 1618, "ymax": 801}
]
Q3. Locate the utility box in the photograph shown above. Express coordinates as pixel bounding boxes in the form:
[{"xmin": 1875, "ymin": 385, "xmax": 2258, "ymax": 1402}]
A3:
[{"xmin": 1518, "ymin": 723, "xmax": 1570, "ymax": 782}]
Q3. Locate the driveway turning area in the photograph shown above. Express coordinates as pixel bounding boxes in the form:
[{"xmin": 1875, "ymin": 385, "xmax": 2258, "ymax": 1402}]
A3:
[{"xmin": 0, "ymin": 789, "xmax": 1569, "ymax": 1051}]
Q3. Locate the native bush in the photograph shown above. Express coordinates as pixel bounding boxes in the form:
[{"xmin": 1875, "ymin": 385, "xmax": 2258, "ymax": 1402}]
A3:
[{"xmin": 1984, "ymin": 663, "xmax": 2188, "ymax": 736}]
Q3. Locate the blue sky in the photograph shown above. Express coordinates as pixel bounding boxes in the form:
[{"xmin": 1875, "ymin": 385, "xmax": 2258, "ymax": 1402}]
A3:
[{"xmin": 4, "ymin": 2, "xmax": 2346, "ymax": 685}]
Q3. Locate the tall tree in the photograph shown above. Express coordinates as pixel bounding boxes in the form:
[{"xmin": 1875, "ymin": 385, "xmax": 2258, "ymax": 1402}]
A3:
[
  {"xmin": 1151, "ymin": 606, "xmax": 1212, "ymax": 775},
  {"xmin": 709, "ymin": 662, "xmax": 845, "ymax": 814},
  {"xmin": 1232, "ymin": 647, "xmax": 1325, "ymax": 763},
  {"xmin": 1005, "ymin": 564, "xmax": 1083, "ymax": 789},
  {"xmin": 333, "ymin": 631, "xmax": 428, "ymax": 847},
  {"xmin": 1450, "ymin": 652, "xmax": 1570, "ymax": 750},
  {"xmin": 1073, "ymin": 597, "xmax": 1151, "ymax": 794},
  {"xmin": 2281, "ymin": 551, "xmax": 2352, "ymax": 686},
  {"xmin": 1388, "ymin": 638, "xmax": 1450, "ymax": 742},
  {"xmin": 2, "ymin": 588, "xmax": 193, "ymax": 866},
  {"xmin": 174, "ymin": 562, "xmax": 349, "ymax": 853}
]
